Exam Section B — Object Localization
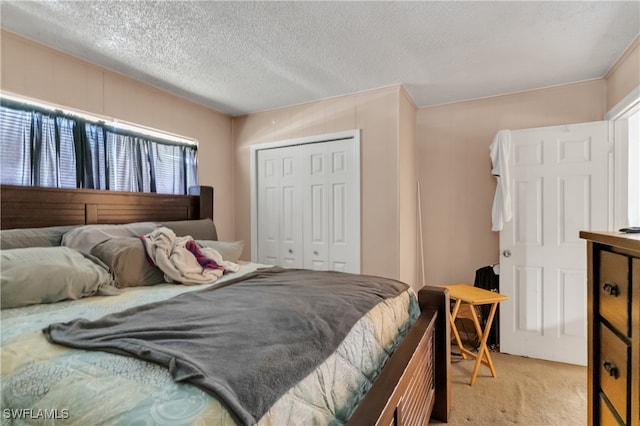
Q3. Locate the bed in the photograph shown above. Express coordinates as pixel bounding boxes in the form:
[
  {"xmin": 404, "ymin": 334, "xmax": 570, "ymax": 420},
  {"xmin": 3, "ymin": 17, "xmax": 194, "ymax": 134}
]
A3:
[{"xmin": 0, "ymin": 184, "xmax": 450, "ymax": 425}]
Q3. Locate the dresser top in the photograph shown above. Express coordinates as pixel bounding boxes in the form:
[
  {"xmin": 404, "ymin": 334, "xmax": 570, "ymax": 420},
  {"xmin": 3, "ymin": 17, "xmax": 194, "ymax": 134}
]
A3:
[{"xmin": 580, "ymin": 230, "xmax": 640, "ymax": 253}]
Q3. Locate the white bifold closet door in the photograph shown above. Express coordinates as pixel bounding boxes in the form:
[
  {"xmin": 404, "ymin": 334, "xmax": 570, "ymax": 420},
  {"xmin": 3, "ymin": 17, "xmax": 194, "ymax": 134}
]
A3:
[
  {"xmin": 257, "ymin": 146, "xmax": 304, "ymax": 268},
  {"xmin": 256, "ymin": 138, "xmax": 360, "ymax": 273}
]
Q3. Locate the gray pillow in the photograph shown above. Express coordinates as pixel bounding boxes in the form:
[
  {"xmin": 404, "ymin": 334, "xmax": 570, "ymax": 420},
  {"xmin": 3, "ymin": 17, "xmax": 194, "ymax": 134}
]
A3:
[
  {"xmin": 159, "ymin": 219, "xmax": 218, "ymax": 241},
  {"xmin": 90, "ymin": 238, "xmax": 166, "ymax": 288},
  {"xmin": 1, "ymin": 247, "xmax": 118, "ymax": 308},
  {"xmin": 62, "ymin": 222, "xmax": 158, "ymax": 254},
  {"xmin": 0, "ymin": 225, "xmax": 78, "ymax": 249},
  {"xmin": 196, "ymin": 240, "xmax": 244, "ymax": 262}
]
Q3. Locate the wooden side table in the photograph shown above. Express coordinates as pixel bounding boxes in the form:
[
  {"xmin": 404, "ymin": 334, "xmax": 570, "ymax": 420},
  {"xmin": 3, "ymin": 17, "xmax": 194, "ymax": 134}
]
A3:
[{"xmin": 441, "ymin": 283, "xmax": 508, "ymax": 385}]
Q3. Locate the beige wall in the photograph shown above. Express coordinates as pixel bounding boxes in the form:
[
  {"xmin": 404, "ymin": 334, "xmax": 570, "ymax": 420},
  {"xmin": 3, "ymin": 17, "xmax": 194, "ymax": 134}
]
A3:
[
  {"xmin": 0, "ymin": 31, "xmax": 235, "ymax": 239},
  {"xmin": 605, "ymin": 36, "xmax": 640, "ymax": 111},
  {"xmin": 233, "ymin": 86, "xmax": 419, "ymax": 283},
  {"xmin": 398, "ymin": 88, "xmax": 418, "ymax": 288},
  {"xmin": 417, "ymin": 80, "xmax": 607, "ymax": 286}
]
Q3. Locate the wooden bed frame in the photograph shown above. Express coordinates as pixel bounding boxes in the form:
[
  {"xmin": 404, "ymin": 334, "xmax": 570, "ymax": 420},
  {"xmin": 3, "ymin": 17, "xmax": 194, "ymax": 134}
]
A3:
[
  {"xmin": 0, "ymin": 185, "xmax": 213, "ymax": 229},
  {"xmin": 0, "ymin": 184, "xmax": 450, "ymax": 425}
]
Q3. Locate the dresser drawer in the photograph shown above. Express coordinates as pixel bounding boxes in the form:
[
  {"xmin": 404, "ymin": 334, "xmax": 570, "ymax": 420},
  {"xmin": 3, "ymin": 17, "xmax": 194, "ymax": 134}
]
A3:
[
  {"xmin": 599, "ymin": 251, "xmax": 629, "ymax": 335},
  {"xmin": 600, "ymin": 393, "xmax": 624, "ymax": 426},
  {"xmin": 600, "ymin": 323, "xmax": 629, "ymax": 424}
]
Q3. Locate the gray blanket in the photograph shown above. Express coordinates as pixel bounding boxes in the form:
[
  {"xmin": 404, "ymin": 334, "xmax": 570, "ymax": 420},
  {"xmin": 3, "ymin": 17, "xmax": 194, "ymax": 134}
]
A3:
[{"xmin": 43, "ymin": 267, "xmax": 408, "ymax": 425}]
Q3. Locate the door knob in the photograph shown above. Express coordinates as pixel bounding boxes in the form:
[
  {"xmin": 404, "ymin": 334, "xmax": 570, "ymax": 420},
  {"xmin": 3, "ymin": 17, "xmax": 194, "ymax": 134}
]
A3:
[
  {"xmin": 502, "ymin": 249, "xmax": 512, "ymax": 258},
  {"xmin": 602, "ymin": 282, "xmax": 619, "ymax": 296},
  {"xmin": 603, "ymin": 360, "xmax": 619, "ymax": 379}
]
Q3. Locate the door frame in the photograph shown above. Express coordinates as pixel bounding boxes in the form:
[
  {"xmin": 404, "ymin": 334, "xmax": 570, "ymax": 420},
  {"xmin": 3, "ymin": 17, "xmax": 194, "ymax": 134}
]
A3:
[{"xmin": 249, "ymin": 129, "xmax": 361, "ymax": 263}]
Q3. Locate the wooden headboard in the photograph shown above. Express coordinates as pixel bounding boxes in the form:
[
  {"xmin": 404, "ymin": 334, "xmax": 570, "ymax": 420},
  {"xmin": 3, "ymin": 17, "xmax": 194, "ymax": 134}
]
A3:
[{"xmin": 0, "ymin": 185, "xmax": 214, "ymax": 229}]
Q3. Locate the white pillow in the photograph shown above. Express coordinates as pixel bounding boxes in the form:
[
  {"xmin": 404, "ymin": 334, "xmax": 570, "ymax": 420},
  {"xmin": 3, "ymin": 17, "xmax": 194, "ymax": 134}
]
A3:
[{"xmin": 196, "ymin": 240, "xmax": 245, "ymax": 262}]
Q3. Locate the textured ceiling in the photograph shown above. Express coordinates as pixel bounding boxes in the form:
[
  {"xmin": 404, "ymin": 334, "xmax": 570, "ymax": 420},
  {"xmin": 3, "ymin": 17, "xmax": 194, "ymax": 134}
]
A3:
[{"xmin": 1, "ymin": 1, "xmax": 639, "ymax": 116}]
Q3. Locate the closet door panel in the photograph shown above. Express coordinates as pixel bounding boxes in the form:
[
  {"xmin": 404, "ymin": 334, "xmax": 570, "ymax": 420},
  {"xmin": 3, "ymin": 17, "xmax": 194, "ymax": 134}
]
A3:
[
  {"xmin": 331, "ymin": 182, "xmax": 348, "ymax": 272},
  {"xmin": 326, "ymin": 140, "xmax": 359, "ymax": 273},
  {"xmin": 278, "ymin": 150, "xmax": 303, "ymax": 268},
  {"xmin": 303, "ymin": 144, "xmax": 329, "ymax": 270},
  {"xmin": 309, "ymin": 184, "xmax": 327, "ymax": 270},
  {"xmin": 257, "ymin": 149, "xmax": 281, "ymax": 265}
]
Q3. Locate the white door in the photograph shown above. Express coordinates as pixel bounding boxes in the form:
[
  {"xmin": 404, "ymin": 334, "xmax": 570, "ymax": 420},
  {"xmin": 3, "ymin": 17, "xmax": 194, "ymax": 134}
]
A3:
[
  {"xmin": 257, "ymin": 147, "xmax": 303, "ymax": 267},
  {"xmin": 302, "ymin": 140, "xmax": 360, "ymax": 272},
  {"xmin": 499, "ymin": 121, "xmax": 609, "ymax": 366},
  {"xmin": 255, "ymin": 134, "xmax": 360, "ymax": 273}
]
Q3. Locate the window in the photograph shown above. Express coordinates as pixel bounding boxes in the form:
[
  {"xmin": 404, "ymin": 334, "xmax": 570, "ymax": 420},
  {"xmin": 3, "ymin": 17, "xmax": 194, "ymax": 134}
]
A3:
[
  {"xmin": 609, "ymin": 89, "xmax": 640, "ymax": 229},
  {"xmin": 0, "ymin": 98, "xmax": 198, "ymax": 195},
  {"xmin": 627, "ymin": 109, "xmax": 639, "ymax": 226}
]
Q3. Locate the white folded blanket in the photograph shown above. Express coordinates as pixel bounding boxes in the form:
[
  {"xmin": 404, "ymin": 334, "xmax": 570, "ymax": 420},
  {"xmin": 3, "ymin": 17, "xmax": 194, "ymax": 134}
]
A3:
[{"xmin": 142, "ymin": 227, "xmax": 239, "ymax": 285}]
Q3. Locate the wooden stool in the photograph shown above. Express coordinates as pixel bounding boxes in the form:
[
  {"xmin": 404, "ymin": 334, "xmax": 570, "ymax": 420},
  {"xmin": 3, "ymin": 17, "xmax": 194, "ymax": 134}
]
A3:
[{"xmin": 440, "ymin": 283, "xmax": 508, "ymax": 385}]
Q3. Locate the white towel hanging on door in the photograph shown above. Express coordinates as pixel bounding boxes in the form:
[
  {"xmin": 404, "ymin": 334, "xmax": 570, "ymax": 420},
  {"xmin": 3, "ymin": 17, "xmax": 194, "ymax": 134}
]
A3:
[{"xmin": 489, "ymin": 130, "xmax": 513, "ymax": 231}]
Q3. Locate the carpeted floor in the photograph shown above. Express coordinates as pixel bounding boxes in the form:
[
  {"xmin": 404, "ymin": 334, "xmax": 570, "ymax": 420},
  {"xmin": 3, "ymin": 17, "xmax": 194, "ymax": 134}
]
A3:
[{"xmin": 429, "ymin": 350, "xmax": 587, "ymax": 426}]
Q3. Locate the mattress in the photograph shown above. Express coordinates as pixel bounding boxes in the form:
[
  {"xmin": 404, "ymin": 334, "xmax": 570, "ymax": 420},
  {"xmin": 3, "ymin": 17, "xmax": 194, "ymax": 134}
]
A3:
[{"xmin": 1, "ymin": 262, "xmax": 419, "ymax": 425}]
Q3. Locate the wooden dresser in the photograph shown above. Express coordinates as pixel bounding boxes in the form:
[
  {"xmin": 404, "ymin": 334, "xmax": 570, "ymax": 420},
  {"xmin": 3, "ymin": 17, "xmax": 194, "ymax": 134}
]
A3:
[{"xmin": 580, "ymin": 231, "xmax": 640, "ymax": 426}]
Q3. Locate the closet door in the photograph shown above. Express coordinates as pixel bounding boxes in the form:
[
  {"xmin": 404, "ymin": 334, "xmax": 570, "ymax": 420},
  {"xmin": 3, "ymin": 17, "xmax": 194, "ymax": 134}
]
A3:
[
  {"xmin": 255, "ymin": 134, "xmax": 360, "ymax": 273},
  {"xmin": 302, "ymin": 140, "xmax": 359, "ymax": 273},
  {"xmin": 302, "ymin": 143, "xmax": 330, "ymax": 270},
  {"xmin": 278, "ymin": 147, "xmax": 303, "ymax": 267},
  {"xmin": 256, "ymin": 147, "xmax": 303, "ymax": 267}
]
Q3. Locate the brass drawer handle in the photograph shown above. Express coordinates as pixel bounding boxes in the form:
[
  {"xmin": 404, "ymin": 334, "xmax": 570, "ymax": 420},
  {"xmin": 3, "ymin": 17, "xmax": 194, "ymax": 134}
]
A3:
[
  {"xmin": 602, "ymin": 282, "xmax": 619, "ymax": 296},
  {"xmin": 603, "ymin": 360, "xmax": 619, "ymax": 379}
]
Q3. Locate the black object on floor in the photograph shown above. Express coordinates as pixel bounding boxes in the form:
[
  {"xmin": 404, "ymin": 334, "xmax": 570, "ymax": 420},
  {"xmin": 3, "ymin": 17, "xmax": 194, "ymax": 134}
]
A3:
[{"xmin": 474, "ymin": 265, "xmax": 500, "ymax": 349}]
